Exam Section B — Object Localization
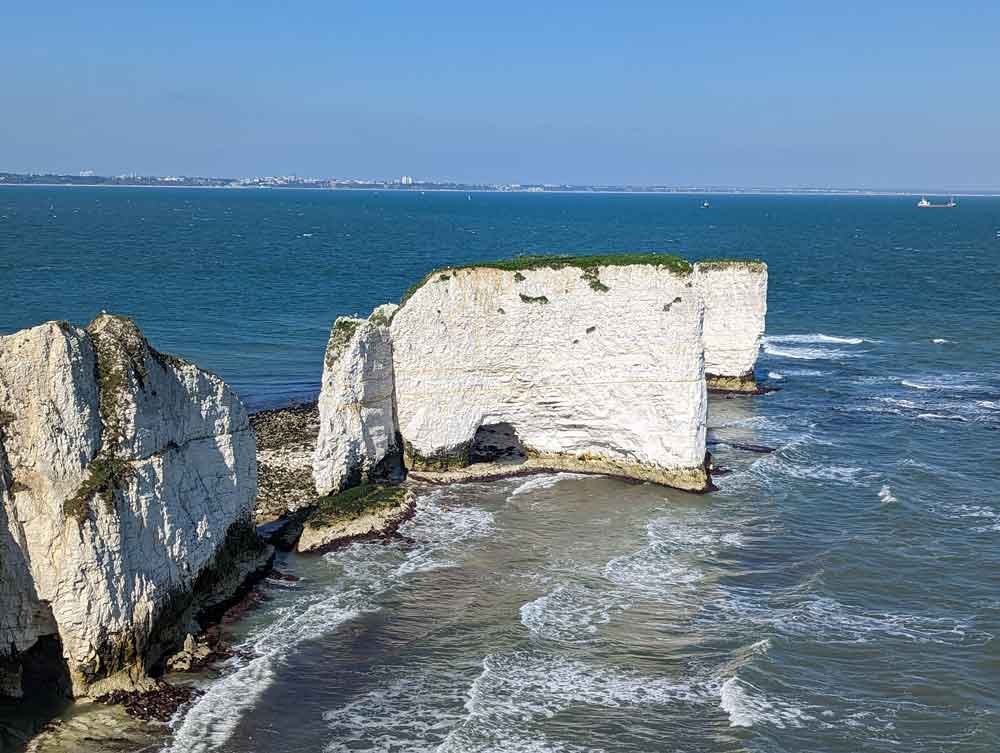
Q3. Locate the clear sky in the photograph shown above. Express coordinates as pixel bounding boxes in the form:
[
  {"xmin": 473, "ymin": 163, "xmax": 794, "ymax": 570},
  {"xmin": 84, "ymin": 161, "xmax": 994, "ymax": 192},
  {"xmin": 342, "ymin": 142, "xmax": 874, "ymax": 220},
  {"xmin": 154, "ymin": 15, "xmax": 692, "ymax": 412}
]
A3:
[{"xmin": 3, "ymin": 1, "xmax": 999, "ymax": 189}]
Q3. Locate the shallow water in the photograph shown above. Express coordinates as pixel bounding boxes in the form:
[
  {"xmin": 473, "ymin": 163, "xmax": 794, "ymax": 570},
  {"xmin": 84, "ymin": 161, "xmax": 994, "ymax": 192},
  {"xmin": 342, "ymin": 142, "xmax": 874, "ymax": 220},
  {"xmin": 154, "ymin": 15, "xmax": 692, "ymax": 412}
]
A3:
[{"xmin": 1, "ymin": 188, "xmax": 998, "ymax": 751}]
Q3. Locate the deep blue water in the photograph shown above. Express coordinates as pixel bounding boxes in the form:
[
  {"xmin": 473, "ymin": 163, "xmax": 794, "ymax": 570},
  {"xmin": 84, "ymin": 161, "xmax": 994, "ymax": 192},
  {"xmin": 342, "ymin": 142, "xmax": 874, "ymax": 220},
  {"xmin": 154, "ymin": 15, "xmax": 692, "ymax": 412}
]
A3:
[{"xmin": 2, "ymin": 187, "xmax": 999, "ymax": 752}]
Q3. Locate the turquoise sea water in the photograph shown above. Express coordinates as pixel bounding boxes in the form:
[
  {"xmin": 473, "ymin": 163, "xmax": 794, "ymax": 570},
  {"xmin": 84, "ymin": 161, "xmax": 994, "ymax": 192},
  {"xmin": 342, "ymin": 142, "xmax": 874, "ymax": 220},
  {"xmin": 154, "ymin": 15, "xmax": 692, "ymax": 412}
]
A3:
[{"xmin": 2, "ymin": 187, "xmax": 999, "ymax": 751}]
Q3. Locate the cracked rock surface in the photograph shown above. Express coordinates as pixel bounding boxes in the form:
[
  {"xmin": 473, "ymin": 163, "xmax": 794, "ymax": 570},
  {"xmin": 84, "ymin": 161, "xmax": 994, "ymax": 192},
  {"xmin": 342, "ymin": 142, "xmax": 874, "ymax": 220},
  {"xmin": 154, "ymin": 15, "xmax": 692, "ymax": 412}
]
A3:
[{"xmin": 0, "ymin": 316, "xmax": 263, "ymax": 698}]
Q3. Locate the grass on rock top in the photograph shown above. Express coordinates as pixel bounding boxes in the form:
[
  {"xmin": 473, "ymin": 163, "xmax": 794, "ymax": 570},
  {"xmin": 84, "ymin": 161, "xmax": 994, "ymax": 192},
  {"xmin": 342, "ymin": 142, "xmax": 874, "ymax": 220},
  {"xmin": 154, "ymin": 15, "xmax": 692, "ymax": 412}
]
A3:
[
  {"xmin": 398, "ymin": 252, "xmax": 693, "ymax": 307},
  {"xmin": 695, "ymin": 258, "xmax": 766, "ymax": 272},
  {"xmin": 308, "ymin": 484, "xmax": 407, "ymax": 529}
]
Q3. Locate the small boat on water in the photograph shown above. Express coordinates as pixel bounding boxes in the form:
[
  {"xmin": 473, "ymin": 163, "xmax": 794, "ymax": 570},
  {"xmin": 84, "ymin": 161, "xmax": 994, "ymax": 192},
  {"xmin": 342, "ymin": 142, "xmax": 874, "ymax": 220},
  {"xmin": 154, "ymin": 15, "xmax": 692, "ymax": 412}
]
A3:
[
  {"xmin": 702, "ymin": 200, "xmax": 711, "ymax": 208},
  {"xmin": 917, "ymin": 196, "xmax": 957, "ymax": 208}
]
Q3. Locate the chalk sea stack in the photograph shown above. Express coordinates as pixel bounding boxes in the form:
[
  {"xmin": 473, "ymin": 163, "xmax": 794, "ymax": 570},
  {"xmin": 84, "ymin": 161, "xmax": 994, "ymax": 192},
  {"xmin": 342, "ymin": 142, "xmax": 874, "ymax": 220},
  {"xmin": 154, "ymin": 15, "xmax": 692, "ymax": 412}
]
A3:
[
  {"xmin": 0, "ymin": 315, "xmax": 267, "ymax": 699},
  {"xmin": 312, "ymin": 304, "xmax": 405, "ymax": 497},
  {"xmin": 313, "ymin": 254, "xmax": 772, "ymax": 495},
  {"xmin": 695, "ymin": 260, "xmax": 769, "ymax": 393}
]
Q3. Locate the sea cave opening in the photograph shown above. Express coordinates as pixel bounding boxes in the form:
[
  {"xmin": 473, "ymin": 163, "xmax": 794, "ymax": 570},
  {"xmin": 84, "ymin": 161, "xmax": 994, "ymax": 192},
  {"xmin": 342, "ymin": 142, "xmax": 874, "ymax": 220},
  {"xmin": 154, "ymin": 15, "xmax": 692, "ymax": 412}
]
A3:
[{"xmin": 469, "ymin": 422, "xmax": 527, "ymax": 465}]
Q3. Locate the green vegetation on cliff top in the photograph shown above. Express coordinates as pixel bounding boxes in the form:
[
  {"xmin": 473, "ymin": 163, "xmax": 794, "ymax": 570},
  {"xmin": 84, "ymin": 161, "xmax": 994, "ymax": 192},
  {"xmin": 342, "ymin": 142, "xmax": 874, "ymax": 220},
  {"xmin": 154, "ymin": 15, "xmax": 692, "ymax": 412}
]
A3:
[{"xmin": 399, "ymin": 252, "xmax": 692, "ymax": 307}]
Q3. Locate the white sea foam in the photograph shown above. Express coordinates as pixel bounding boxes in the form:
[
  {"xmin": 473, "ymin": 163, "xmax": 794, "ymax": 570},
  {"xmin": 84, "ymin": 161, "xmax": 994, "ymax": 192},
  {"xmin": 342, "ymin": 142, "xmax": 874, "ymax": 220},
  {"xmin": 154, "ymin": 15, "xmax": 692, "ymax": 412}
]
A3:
[
  {"xmin": 878, "ymin": 485, "xmax": 897, "ymax": 504},
  {"xmin": 719, "ymin": 677, "xmax": 814, "ymax": 729},
  {"xmin": 763, "ymin": 343, "xmax": 861, "ymax": 361},
  {"xmin": 170, "ymin": 493, "xmax": 495, "ymax": 753},
  {"xmin": 507, "ymin": 472, "xmax": 589, "ymax": 499},
  {"xmin": 768, "ymin": 371, "xmax": 784, "ymax": 380},
  {"xmin": 519, "ymin": 584, "xmax": 624, "ymax": 641},
  {"xmin": 323, "ymin": 668, "xmax": 469, "ymax": 753},
  {"xmin": 932, "ymin": 338, "xmax": 951, "ymax": 344},
  {"xmin": 901, "ymin": 374, "xmax": 990, "ymax": 392},
  {"xmin": 416, "ymin": 655, "xmax": 650, "ymax": 753},
  {"xmin": 168, "ymin": 595, "xmax": 363, "ymax": 753},
  {"xmin": 935, "ymin": 502, "xmax": 1000, "ymax": 533},
  {"xmin": 916, "ymin": 412, "xmax": 967, "ymax": 422},
  {"xmin": 711, "ymin": 593, "xmax": 989, "ymax": 646},
  {"xmin": 463, "ymin": 652, "xmax": 710, "ymax": 723},
  {"xmin": 604, "ymin": 545, "xmax": 703, "ymax": 595},
  {"xmin": 781, "ymin": 368, "xmax": 829, "ymax": 376},
  {"xmin": 766, "ymin": 333, "xmax": 866, "ymax": 345},
  {"xmin": 762, "ymin": 333, "xmax": 870, "ymax": 361}
]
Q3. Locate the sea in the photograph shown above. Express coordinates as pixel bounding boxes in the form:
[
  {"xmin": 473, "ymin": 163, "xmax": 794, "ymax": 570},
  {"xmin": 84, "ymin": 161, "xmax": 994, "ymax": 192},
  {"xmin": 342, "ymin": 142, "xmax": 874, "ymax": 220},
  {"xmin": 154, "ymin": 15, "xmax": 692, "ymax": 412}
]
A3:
[{"xmin": 1, "ymin": 187, "xmax": 998, "ymax": 752}]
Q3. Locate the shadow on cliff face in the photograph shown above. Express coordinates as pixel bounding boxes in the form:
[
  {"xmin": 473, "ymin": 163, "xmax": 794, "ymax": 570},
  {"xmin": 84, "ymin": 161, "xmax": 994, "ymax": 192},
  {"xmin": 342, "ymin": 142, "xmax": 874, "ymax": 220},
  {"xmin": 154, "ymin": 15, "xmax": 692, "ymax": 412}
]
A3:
[
  {"xmin": 469, "ymin": 422, "xmax": 528, "ymax": 464},
  {"xmin": 1, "ymin": 446, "xmax": 73, "ymax": 752}
]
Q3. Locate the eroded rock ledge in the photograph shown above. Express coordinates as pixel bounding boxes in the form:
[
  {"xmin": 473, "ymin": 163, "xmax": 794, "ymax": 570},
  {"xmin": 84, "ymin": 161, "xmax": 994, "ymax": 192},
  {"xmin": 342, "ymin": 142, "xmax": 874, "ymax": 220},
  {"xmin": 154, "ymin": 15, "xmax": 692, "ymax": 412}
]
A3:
[{"xmin": 0, "ymin": 315, "xmax": 268, "ymax": 701}]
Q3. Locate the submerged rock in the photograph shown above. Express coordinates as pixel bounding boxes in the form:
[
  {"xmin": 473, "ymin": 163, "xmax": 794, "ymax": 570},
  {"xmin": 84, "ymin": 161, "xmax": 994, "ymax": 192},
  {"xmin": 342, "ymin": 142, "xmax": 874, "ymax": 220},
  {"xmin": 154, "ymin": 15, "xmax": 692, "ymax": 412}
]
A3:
[
  {"xmin": 694, "ymin": 260, "xmax": 768, "ymax": 393},
  {"xmin": 312, "ymin": 305, "xmax": 405, "ymax": 496},
  {"xmin": 0, "ymin": 315, "xmax": 267, "ymax": 700}
]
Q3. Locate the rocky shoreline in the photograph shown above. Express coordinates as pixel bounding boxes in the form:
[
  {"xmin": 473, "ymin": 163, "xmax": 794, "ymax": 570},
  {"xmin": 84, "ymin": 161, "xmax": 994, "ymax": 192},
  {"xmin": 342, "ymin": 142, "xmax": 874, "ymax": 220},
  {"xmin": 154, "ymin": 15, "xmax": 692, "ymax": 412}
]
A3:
[{"xmin": 3, "ymin": 255, "xmax": 770, "ymax": 752}]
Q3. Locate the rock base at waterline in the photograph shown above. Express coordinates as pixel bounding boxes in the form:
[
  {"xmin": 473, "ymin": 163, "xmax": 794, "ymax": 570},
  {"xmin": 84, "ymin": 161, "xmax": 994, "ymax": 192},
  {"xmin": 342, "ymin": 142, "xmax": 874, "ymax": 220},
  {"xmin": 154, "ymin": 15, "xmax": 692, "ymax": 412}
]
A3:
[
  {"xmin": 297, "ymin": 485, "xmax": 415, "ymax": 553},
  {"xmin": 409, "ymin": 454, "xmax": 713, "ymax": 492},
  {"xmin": 706, "ymin": 372, "xmax": 762, "ymax": 394}
]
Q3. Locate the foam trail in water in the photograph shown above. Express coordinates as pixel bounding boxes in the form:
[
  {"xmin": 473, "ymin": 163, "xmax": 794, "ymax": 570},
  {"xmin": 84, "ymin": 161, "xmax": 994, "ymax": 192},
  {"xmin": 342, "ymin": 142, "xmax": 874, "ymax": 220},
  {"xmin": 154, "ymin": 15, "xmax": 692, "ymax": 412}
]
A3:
[
  {"xmin": 878, "ymin": 485, "xmax": 897, "ymax": 504},
  {"xmin": 168, "ymin": 596, "xmax": 362, "ymax": 753},
  {"xmin": 718, "ymin": 677, "xmax": 814, "ymax": 729},
  {"xmin": 507, "ymin": 472, "xmax": 589, "ymax": 499},
  {"xmin": 762, "ymin": 333, "xmax": 869, "ymax": 361},
  {"xmin": 519, "ymin": 584, "xmax": 626, "ymax": 641},
  {"xmin": 766, "ymin": 333, "xmax": 866, "ymax": 345},
  {"xmin": 170, "ymin": 493, "xmax": 495, "ymax": 753}
]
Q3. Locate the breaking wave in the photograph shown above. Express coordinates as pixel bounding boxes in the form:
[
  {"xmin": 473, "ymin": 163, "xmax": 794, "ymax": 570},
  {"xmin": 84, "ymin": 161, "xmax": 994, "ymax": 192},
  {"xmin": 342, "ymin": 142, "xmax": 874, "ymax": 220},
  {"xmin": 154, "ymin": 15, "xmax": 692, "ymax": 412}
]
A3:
[
  {"xmin": 706, "ymin": 592, "xmax": 991, "ymax": 646},
  {"xmin": 765, "ymin": 334, "xmax": 867, "ymax": 345},
  {"xmin": 762, "ymin": 333, "xmax": 872, "ymax": 361},
  {"xmin": 719, "ymin": 676, "xmax": 814, "ymax": 729},
  {"xmin": 507, "ymin": 472, "xmax": 590, "ymax": 499},
  {"xmin": 519, "ymin": 584, "xmax": 624, "ymax": 641},
  {"xmin": 168, "ymin": 492, "xmax": 495, "ymax": 753}
]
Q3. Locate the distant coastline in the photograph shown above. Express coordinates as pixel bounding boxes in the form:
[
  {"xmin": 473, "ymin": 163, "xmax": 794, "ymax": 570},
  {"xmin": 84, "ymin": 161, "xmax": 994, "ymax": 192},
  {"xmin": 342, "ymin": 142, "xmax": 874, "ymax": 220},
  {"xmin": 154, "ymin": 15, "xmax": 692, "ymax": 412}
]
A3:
[{"xmin": 2, "ymin": 171, "xmax": 998, "ymax": 197}]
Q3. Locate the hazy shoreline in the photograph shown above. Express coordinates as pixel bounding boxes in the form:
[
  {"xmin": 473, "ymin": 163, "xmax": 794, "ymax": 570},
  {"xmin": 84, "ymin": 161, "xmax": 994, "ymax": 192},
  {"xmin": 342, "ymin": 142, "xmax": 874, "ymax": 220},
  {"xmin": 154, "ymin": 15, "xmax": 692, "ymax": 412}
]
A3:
[{"xmin": 2, "ymin": 183, "xmax": 998, "ymax": 197}]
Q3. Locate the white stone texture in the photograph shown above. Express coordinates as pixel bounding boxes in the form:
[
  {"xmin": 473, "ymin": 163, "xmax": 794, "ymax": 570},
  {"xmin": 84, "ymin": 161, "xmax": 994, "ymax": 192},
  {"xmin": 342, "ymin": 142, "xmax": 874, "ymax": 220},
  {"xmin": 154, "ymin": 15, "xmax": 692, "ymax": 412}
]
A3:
[
  {"xmin": 313, "ymin": 305, "xmax": 403, "ymax": 496},
  {"xmin": 389, "ymin": 265, "xmax": 708, "ymax": 487},
  {"xmin": 694, "ymin": 263, "xmax": 768, "ymax": 382},
  {"xmin": 0, "ymin": 316, "xmax": 259, "ymax": 697}
]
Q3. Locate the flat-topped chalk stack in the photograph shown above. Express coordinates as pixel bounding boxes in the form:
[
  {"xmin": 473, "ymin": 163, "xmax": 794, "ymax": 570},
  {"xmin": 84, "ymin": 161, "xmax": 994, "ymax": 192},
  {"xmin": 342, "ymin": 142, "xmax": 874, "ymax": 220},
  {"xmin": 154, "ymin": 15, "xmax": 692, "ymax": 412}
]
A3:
[
  {"xmin": 0, "ymin": 315, "xmax": 268, "ymax": 701},
  {"xmin": 312, "ymin": 254, "xmax": 768, "ymax": 501}
]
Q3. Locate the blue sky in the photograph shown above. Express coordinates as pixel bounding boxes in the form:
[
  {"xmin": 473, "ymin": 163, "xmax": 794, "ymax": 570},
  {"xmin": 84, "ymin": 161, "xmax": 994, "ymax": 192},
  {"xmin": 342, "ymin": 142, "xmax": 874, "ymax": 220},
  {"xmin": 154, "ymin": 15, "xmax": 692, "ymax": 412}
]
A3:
[{"xmin": 3, "ymin": 1, "xmax": 999, "ymax": 188}]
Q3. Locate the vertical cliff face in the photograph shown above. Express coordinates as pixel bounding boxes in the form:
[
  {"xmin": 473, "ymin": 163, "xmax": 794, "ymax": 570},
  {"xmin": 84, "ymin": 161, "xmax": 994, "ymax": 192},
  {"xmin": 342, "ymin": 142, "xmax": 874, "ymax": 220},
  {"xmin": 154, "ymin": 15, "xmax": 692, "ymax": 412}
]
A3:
[
  {"xmin": 312, "ymin": 305, "xmax": 404, "ymax": 497},
  {"xmin": 388, "ymin": 260, "xmax": 710, "ymax": 489},
  {"xmin": 0, "ymin": 315, "xmax": 263, "ymax": 698},
  {"xmin": 694, "ymin": 261, "xmax": 768, "ymax": 393}
]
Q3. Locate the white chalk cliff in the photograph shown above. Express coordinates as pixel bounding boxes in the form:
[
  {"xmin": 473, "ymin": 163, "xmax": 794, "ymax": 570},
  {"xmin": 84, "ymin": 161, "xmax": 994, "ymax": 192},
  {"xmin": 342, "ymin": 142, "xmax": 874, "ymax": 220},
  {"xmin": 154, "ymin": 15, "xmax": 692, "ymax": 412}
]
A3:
[
  {"xmin": 311, "ymin": 256, "xmax": 773, "ymax": 495},
  {"xmin": 389, "ymin": 260, "xmax": 710, "ymax": 489},
  {"xmin": 0, "ymin": 315, "xmax": 263, "ymax": 698},
  {"xmin": 312, "ymin": 305, "xmax": 404, "ymax": 496},
  {"xmin": 694, "ymin": 261, "xmax": 768, "ymax": 392}
]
